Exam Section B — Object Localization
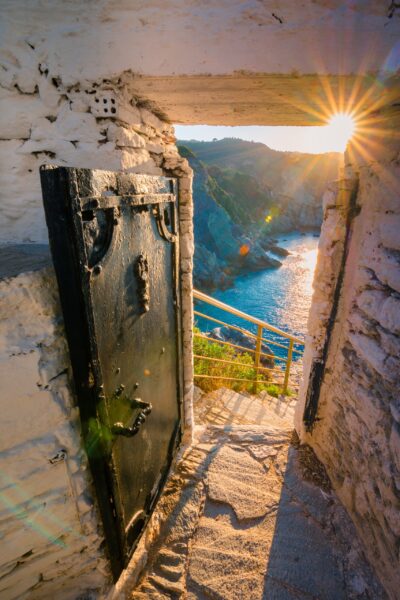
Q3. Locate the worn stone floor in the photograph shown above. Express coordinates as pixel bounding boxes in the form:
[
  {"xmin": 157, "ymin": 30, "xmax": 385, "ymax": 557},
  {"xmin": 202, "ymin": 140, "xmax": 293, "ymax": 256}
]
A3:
[{"xmin": 127, "ymin": 388, "xmax": 386, "ymax": 599}]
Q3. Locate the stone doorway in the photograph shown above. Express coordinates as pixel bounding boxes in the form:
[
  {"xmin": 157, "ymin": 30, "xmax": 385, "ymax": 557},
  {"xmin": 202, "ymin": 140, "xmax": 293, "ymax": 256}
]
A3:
[{"xmin": 1, "ymin": 3, "xmax": 399, "ymax": 596}]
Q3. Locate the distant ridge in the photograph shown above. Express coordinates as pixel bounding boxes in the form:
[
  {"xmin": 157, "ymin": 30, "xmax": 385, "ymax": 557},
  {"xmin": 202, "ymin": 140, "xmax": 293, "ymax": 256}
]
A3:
[{"xmin": 177, "ymin": 138, "xmax": 342, "ymax": 290}]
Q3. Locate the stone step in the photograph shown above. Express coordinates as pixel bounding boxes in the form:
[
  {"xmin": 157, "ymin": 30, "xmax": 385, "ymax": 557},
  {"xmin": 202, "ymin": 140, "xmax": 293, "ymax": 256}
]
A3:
[
  {"xmin": 194, "ymin": 386, "xmax": 295, "ymax": 429},
  {"xmin": 147, "ymin": 574, "xmax": 185, "ymax": 596},
  {"xmin": 131, "ymin": 583, "xmax": 165, "ymax": 599},
  {"xmin": 157, "ymin": 548, "xmax": 185, "ymax": 567},
  {"xmin": 158, "ymin": 562, "xmax": 185, "ymax": 582}
]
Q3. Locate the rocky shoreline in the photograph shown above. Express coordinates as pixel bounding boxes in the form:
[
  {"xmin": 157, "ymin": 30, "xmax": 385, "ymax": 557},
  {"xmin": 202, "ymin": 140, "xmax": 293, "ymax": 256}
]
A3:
[
  {"xmin": 178, "ymin": 141, "xmax": 326, "ymax": 292},
  {"xmin": 194, "ymin": 228, "xmax": 323, "ymax": 291}
]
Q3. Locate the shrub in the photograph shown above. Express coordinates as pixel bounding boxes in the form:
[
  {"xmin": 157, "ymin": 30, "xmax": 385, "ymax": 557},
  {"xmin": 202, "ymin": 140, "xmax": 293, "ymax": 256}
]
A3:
[
  {"xmin": 193, "ymin": 327, "xmax": 276, "ymax": 394},
  {"xmin": 264, "ymin": 383, "xmax": 281, "ymax": 398}
]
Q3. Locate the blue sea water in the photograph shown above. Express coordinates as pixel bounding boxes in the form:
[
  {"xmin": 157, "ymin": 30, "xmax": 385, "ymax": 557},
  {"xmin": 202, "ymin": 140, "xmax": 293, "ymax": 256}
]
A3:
[{"xmin": 194, "ymin": 232, "xmax": 319, "ymax": 360}]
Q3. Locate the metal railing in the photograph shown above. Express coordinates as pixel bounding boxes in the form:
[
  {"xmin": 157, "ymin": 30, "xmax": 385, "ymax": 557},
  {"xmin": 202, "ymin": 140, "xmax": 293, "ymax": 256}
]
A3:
[{"xmin": 193, "ymin": 289, "xmax": 305, "ymax": 394}]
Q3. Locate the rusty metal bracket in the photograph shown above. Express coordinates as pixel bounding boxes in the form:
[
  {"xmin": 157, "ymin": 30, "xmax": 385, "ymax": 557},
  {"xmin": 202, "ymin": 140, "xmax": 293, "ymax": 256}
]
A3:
[
  {"xmin": 153, "ymin": 204, "xmax": 177, "ymax": 243},
  {"xmin": 80, "ymin": 193, "xmax": 175, "ymax": 211},
  {"xmin": 135, "ymin": 254, "xmax": 150, "ymax": 313}
]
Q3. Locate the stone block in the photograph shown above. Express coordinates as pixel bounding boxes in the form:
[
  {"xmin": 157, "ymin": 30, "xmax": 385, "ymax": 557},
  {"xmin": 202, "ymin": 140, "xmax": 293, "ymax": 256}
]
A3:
[
  {"xmin": 120, "ymin": 148, "xmax": 151, "ymax": 170},
  {"xmin": 0, "ymin": 93, "xmax": 49, "ymax": 139},
  {"xmin": 378, "ymin": 326, "xmax": 400, "ymax": 357},
  {"xmin": 0, "ymin": 45, "xmax": 38, "ymax": 93},
  {"xmin": 178, "ymin": 190, "xmax": 192, "ymax": 206},
  {"xmin": 356, "ymin": 290, "xmax": 387, "ymax": 322},
  {"xmin": 379, "ymin": 296, "xmax": 400, "ymax": 335},
  {"xmin": 179, "ymin": 204, "xmax": 193, "ymax": 220},
  {"xmin": 345, "ymin": 386, "xmax": 383, "ymax": 434},
  {"xmin": 180, "ymin": 236, "xmax": 194, "ymax": 260},
  {"xmin": 179, "ymin": 220, "xmax": 192, "ymax": 236},
  {"xmin": 384, "ymin": 505, "xmax": 400, "ymax": 537},
  {"xmin": 178, "ymin": 176, "xmax": 193, "ymax": 193},
  {"xmin": 125, "ymin": 158, "xmax": 163, "ymax": 176},
  {"xmin": 38, "ymin": 75, "xmax": 61, "ymax": 109},
  {"xmin": 17, "ymin": 137, "xmax": 76, "ymax": 157},
  {"xmin": 107, "ymin": 123, "xmax": 145, "ymax": 148},
  {"xmin": 67, "ymin": 91, "xmax": 91, "ymax": 113},
  {"xmin": 383, "ymin": 356, "xmax": 400, "ymax": 384},
  {"xmin": 55, "ymin": 141, "xmax": 122, "ymax": 171},
  {"xmin": 55, "ymin": 105, "xmax": 101, "ymax": 142},
  {"xmin": 117, "ymin": 104, "xmax": 142, "ymax": 127},
  {"xmin": 365, "ymin": 164, "xmax": 400, "ymax": 214},
  {"xmin": 348, "ymin": 332, "xmax": 386, "ymax": 378},
  {"xmin": 132, "ymin": 122, "xmax": 154, "ymax": 138},
  {"xmin": 348, "ymin": 309, "xmax": 376, "ymax": 336},
  {"xmin": 140, "ymin": 108, "xmax": 165, "ymax": 131},
  {"xmin": 372, "ymin": 250, "xmax": 400, "ymax": 294},
  {"xmin": 0, "ymin": 140, "xmax": 48, "ymax": 242},
  {"xmin": 146, "ymin": 140, "xmax": 164, "ymax": 154},
  {"xmin": 379, "ymin": 215, "xmax": 400, "ymax": 251},
  {"xmin": 30, "ymin": 116, "xmax": 55, "ymax": 141},
  {"xmin": 0, "ymin": 269, "xmax": 60, "ymax": 357}
]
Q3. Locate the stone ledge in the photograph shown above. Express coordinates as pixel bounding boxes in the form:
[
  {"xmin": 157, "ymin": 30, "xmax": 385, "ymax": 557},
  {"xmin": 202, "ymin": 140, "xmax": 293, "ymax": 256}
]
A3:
[{"xmin": 0, "ymin": 244, "xmax": 51, "ymax": 280}]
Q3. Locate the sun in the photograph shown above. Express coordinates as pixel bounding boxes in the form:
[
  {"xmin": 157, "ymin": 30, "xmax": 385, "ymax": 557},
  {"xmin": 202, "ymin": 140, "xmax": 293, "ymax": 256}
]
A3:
[
  {"xmin": 324, "ymin": 113, "xmax": 356, "ymax": 152},
  {"xmin": 329, "ymin": 113, "xmax": 356, "ymax": 136}
]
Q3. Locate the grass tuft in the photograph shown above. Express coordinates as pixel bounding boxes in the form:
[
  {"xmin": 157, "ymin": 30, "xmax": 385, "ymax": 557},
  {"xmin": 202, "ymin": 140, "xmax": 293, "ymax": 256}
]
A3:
[{"xmin": 193, "ymin": 327, "xmax": 279, "ymax": 394}]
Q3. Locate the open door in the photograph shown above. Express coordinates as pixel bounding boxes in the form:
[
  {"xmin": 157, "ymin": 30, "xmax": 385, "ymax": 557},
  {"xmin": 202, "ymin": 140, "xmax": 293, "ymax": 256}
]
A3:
[{"xmin": 40, "ymin": 166, "xmax": 183, "ymax": 578}]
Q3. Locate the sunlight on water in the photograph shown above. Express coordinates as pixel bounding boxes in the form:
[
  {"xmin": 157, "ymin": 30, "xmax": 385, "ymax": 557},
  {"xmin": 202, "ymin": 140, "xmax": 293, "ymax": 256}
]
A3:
[
  {"xmin": 279, "ymin": 240, "xmax": 318, "ymax": 337},
  {"xmin": 195, "ymin": 233, "xmax": 320, "ymax": 359}
]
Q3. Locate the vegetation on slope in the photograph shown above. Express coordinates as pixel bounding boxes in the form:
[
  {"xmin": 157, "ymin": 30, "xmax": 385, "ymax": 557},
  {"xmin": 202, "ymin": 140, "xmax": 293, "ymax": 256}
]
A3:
[{"xmin": 193, "ymin": 327, "xmax": 286, "ymax": 395}]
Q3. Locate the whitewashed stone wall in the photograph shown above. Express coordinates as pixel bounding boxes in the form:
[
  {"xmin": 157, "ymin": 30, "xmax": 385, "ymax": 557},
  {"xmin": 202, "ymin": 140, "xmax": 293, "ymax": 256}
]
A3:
[
  {"xmin": 296, "ymin": 108, "xmax": 400, "ymax": 599},
  {"xmin": 0, "ymin": 54, "xmax": 184, "ymax": 243},
  {"xmin": 0, "ymin": 268, "xmax": 110, "ymax": 599},
  {"xmin": 0, "ymin": 45, "xmax": 194, "ymax": 597}
]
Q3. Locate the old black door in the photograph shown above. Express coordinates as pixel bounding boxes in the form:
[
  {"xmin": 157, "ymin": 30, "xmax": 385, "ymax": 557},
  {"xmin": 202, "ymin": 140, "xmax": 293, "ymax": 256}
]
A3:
[{"xmin": 40, "ymin": 166, "xmax": 183, "ymax": 578}]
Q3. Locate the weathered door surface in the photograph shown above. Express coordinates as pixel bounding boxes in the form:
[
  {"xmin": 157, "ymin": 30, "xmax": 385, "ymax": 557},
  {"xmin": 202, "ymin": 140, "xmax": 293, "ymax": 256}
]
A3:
[{"xmin": 40, "ymin": 166, "xmax": 182, "ymax": 578}]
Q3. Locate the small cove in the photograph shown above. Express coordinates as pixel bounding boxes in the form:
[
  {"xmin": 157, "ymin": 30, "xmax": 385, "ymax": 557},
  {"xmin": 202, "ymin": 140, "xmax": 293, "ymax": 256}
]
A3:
[{"xmin": 194, "ymin": 231, "xmax": 319, "ymax": 359}]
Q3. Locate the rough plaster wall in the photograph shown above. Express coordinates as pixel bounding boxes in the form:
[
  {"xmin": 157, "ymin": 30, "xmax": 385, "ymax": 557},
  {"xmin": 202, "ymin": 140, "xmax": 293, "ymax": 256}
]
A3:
[
  {"xmin": 0, "ymin": 268, "xmax": 110, "ymax": 599},
  {"xmin": 295, "ymin": 108, "xmax": 400, "ymax": 598},
  {"xmin": 0, "ymin": 57, "xmax": 179, "ymax": 243},
  {"xmin": 0, "ymin": 41, "xmax": 195, "ymax": 597},
  {"xmin": 1, "ymin": 2, "xmax": 399, "ymax": 127},
  {"xmin": 1, "ymin": 1, "xmax": 397, "ymax": 80}
]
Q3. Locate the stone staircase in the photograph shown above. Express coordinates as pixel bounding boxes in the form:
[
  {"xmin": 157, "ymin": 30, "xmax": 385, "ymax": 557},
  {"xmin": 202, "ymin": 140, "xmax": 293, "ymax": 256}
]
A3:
[
  {"xmin": 127, "ymin": 388, "xmax": 386, "ymax": 600},
  {"xmin": 193, "ymin": 386, "xmax": 297, "ymax": 429}
]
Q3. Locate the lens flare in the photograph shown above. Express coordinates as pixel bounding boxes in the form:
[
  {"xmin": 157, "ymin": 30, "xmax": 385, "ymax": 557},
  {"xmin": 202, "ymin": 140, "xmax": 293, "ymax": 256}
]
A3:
[{"xmin": 325, "ymin": 113, "xmax": 356, "ymax": 152}]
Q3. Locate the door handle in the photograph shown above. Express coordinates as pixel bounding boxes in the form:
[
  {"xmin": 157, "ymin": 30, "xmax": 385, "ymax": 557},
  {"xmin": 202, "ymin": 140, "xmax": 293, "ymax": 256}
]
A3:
[{"xmin": 111, "ymin": 398, "xmax": 152, "ymax": 437}]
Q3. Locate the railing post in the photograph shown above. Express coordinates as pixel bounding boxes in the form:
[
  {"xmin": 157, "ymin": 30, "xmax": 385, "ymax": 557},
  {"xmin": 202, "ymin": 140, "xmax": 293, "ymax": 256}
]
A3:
[
  {"xmin": 253, "ymin": 325, "xmax": 263, "ymax": 393},
  {"xmin": 283, "ymin": 339, "xmax": 294, "ymax": 395}
]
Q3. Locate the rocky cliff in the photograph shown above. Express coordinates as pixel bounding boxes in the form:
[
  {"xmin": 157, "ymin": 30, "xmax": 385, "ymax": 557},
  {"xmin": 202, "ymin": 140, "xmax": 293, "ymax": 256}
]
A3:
[
  {"xmin": 178, "ymin": 139, "xmax": 342, "ymax": 289},
  {"xmin": 179, "ymin": 146, "xmax": 280, "ymax": 290}
]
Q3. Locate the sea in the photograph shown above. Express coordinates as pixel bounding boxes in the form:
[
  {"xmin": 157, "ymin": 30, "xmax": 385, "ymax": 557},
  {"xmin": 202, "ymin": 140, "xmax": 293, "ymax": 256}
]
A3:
[{"xmin": 194, "ymin": 232, "xmax": 320, "ymax": 361}]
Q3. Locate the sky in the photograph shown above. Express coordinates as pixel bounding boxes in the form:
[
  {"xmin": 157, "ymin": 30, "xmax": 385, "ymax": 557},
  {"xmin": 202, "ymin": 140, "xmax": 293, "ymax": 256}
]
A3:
[{"xmin": 174, "ymin": 114, "xmax": 355, "ymax": 154}]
